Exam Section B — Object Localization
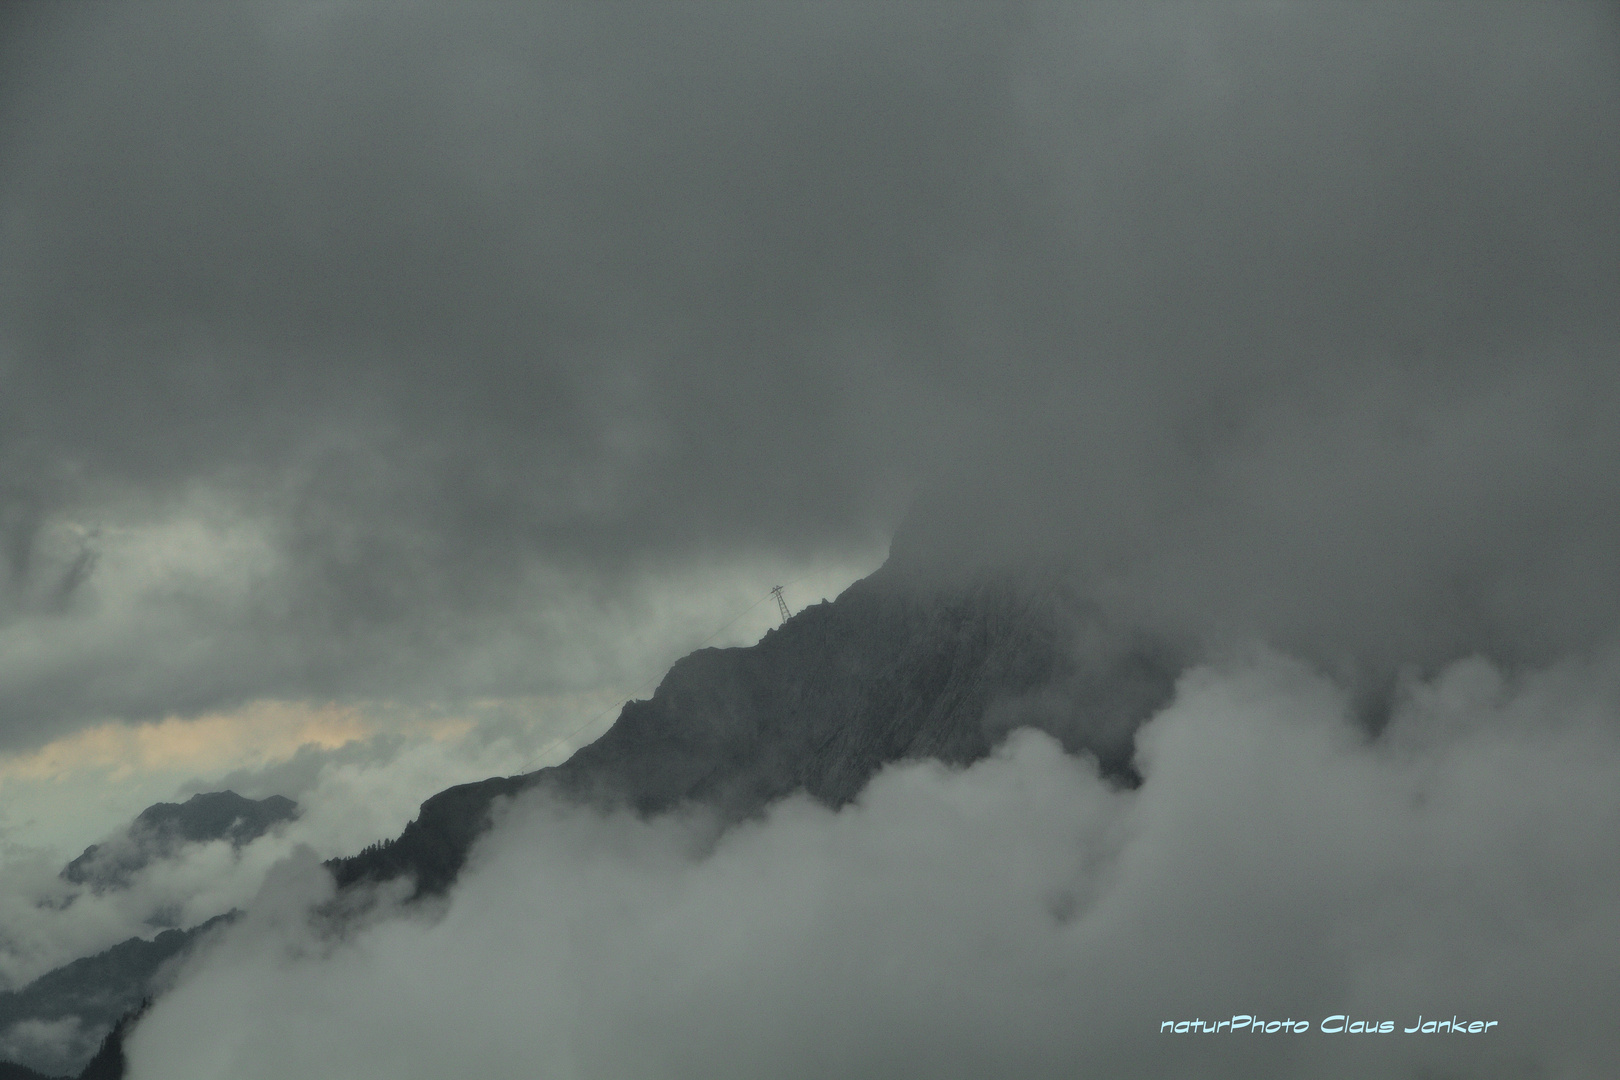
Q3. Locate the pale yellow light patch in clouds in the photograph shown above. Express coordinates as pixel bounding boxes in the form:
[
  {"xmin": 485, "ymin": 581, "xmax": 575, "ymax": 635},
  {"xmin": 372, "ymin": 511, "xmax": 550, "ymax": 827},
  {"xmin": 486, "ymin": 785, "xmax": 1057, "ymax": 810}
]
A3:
[
  {"xmin": 0, "ymin": 701, "xmax": 370, "ymax": 785},
  {"xmin": 0, "ymin": 692, "xmax": 590, "ymax": 864},
  {"xmin": 0, "ymin": 701, "xmax": 376, "ymax": 862}
]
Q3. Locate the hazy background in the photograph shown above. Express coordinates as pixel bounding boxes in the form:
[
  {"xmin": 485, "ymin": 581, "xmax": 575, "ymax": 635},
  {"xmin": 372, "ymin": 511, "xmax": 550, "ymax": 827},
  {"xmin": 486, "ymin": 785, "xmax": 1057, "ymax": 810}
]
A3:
[{"xmin": 0, "ymin": 1, "xmax": 1616, "ymax": 1076}]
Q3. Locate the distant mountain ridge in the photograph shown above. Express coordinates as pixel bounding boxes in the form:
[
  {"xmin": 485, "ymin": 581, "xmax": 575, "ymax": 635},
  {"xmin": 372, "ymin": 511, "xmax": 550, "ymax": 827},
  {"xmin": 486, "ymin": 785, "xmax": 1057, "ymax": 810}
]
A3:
[
  {"xmin": 61, "ymin": 792, "xmax": 298, "ymax": 893},
  {"xmin": 332, "ymin": 562, "xmax": 1180, "ymax": 896},
  {"xmin": 0, "ymin": 914, "xmax": 234, "ymax": 1078},
  {"xmin": 0, "ymin": 791, "xmax": 294, "ymax": 1077},
  {"xmin": 6, "ymin": 559, "xmax": 1185, "ymax": 1079}
]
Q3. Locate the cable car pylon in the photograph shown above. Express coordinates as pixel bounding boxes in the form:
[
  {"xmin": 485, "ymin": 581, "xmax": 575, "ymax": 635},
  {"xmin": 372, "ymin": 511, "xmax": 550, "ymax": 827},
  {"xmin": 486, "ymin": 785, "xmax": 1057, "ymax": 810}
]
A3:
[{"xmin": 771, "ymin": 584, "xmax": 791, "ymax": 624}]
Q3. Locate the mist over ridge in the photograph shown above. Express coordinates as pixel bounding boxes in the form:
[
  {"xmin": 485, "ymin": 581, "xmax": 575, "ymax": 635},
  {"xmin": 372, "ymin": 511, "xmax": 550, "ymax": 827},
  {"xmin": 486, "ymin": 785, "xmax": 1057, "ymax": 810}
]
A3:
[
  {"xmin": 130, "ymin": 642, "xmax": 1620, "ymax": 1080},
  {"xmin": 0, "ymin": 1, "xmax": 1615, "ymax": 1077}
]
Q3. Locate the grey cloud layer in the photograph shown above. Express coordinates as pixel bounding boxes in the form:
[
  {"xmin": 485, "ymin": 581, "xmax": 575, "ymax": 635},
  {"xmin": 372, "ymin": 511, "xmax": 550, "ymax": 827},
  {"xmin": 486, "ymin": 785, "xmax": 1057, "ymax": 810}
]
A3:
[
  {"xmin": 1, "ymin": 2, "xmax": 1617, "ymax": 743},
  {"xmin": 126, "ymin": 650, "xmax": 1620, "ymax": 1080}
]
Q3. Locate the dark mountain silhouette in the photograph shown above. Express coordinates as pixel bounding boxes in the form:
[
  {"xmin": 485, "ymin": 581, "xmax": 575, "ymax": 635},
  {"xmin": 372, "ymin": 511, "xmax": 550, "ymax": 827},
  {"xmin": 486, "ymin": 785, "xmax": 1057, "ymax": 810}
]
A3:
[
  {"xmin": 61, "ymin": 792, "xmax": 299, "ymax": 893},
  {"xmin": 0, "ymin": 1061, "xmax": 63, "ymax": 1080},
  {"xmin": 7, "ymin": 559, "xmax": 1185, "ymax": 1080},
  {"xmin": 331, "ymin": 563, "xmax": 1181, "ymax": 896},
  {"xmin": 0, "ymin": 916, "xmax": 233, "ymax": 1078},
  {"xmin": 0, "ymin": 1000, "xmax": 147, "ymax": 1080},
  {"xmin": 71, "ymin": 1001, "xmax": 148, "ymax": 1080},
  {"xmin": 0, "ymin": 792, "xmax": 290, "ymax": 1074}
]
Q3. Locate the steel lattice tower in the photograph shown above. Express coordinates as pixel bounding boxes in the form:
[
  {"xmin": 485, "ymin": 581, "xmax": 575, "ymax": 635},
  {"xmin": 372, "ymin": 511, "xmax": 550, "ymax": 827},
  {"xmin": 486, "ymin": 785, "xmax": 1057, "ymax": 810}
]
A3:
[{"xmin": 771, "ymin": 585, "xmax": 790, "ymax": 623}]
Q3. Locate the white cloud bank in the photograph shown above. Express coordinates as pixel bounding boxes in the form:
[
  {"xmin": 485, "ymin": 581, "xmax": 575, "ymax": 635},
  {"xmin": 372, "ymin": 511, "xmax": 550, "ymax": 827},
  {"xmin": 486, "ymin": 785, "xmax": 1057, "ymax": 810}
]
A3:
[{"xmin": 126, "ymin": 647, "xmax": 1620, "ymax": 1080}]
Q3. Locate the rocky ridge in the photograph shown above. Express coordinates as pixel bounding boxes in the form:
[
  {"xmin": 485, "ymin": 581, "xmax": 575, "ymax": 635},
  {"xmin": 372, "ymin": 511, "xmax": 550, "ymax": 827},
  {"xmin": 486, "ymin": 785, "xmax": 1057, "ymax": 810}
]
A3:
[{"xmin": 331, "ymin": 562, "xmax": 1180, "ymax": 896}]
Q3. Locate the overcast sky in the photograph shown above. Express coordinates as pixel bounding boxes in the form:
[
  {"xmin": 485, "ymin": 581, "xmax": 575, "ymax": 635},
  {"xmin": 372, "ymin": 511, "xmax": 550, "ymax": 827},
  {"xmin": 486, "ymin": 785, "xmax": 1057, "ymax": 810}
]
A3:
[
  {"xmin": 2, "ymin": 1, "xmax": 1617, "ymax": 758},
  {"xmin": 1, "ymin": 2, "xmax": 1618, "ymax": 1077}
]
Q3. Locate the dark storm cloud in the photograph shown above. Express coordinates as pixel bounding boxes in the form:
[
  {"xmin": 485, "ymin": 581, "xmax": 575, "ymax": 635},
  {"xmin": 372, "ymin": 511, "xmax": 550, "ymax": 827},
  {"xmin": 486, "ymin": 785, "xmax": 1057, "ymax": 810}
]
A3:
[
  {"xmin": 1, "ymin": 1, "xmax": 1005, "ymax": 541},
  {"xmin": 1, "ymin": 2, "xmax": 1617, "ymax": 743}
]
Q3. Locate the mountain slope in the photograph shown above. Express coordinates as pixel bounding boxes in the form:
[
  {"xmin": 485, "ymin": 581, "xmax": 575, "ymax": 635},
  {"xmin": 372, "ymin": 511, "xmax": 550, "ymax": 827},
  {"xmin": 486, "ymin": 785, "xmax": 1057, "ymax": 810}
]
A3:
[
  {"xmin": 11, "ymin": 562, "xmax": 1182, "ymax": 1079},
  {"xmin": 0, "ymin": 791, "xmax": 291, "ymax": 1077},
  {"xmin": 0, "ymin": 1062, "xmax": 63, "ymax": 1080},
  {"xmin": 332, "ymin": 564, "xmax": 1180, "ymax": 896},
  {"xmin": 0, "ymin": 915, "xmax": 232, "ymax": 1078},
  {"xmin": 61, "ymin": 793, "xmax": 298, "ymax": 893}
]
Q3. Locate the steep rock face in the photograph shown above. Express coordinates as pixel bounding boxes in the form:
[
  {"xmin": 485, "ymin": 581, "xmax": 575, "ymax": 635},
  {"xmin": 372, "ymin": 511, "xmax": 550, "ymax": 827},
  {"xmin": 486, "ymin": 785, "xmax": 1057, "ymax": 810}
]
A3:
[
  {"xmin": 61, "ymin": 793, "xmax": 299, "ymax": 892},
  {"xmin": 331, "ymin": 563, "xmax": 1181, "ymax": 897},
  {"xmin": 556, "ymin": 567, "xmax": 1174, "ymax": 810}
]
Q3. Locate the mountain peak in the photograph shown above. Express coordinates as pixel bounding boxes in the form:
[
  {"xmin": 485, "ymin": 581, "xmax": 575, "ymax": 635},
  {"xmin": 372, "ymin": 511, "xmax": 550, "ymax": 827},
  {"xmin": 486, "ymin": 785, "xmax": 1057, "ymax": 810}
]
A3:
[
  {"xmin": 331, "ymin": 567, "xmax": 1179, "ymax": 896},
  {"xmin": 61, "ymin": 792, "xmax": 299, "ymax": 893}
]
